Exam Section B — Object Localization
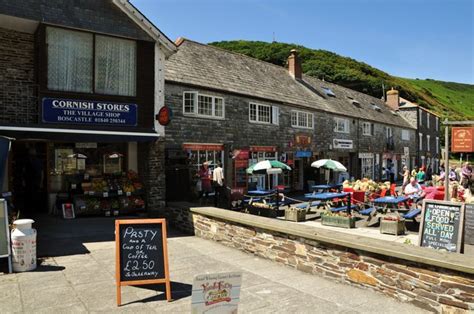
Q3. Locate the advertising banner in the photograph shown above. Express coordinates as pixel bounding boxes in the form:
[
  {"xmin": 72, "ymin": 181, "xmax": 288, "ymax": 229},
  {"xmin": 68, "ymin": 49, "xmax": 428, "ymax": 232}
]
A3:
[{"xmin": 451, "ymin": 127, "xmax": 474, "ymax": 152}]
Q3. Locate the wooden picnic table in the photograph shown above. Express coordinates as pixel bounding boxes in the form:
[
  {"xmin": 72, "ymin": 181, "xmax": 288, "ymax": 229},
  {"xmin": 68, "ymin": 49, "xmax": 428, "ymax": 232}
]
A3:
[{"xmin": 304, "ymin": 192, "xmax": 351, "ymax": 214}]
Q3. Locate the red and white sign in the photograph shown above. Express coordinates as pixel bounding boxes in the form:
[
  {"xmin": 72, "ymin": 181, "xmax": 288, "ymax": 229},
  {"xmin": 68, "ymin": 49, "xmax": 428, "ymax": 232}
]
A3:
[
  {"xmin": 452, "ymin": 127, "xmax": 474, "ymax": 153},
  {"xmin": 249, "ymin": 146, "xmax": 276, "ymax": 152},
  {"xmin": 183, "ymin": 143, "xmax": 224, "ymax": 151},
  {"xmin": 233, "ymin": 149, "xmax": 249, "ymax": 160}
]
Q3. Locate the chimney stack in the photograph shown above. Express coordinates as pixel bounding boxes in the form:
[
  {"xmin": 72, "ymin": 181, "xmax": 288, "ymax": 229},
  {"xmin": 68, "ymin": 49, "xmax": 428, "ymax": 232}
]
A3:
[
  {"xmin": 386, "ymin": 87, "xmax": 399, "ymax": 110},
  {"xmin": 287, "ymin": 49, "xmax": 302, "ymax": 80}
]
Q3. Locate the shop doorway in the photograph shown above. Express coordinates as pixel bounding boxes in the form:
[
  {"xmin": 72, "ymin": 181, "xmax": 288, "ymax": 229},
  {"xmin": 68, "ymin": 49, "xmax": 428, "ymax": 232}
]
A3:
[{"xmin": 10, "ymin": 141, "xmax": 48, "ymax": 214}]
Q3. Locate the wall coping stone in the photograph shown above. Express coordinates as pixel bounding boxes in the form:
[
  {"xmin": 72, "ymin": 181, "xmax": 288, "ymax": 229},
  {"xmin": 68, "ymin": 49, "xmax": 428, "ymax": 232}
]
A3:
[{"xmin": 190, "ymin": 207, "xmax": 474, "ymax": 274}]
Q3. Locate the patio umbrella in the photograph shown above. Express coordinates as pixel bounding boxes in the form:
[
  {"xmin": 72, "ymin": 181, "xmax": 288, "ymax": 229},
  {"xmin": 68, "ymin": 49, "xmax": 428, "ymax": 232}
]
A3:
[
  {"xmin": 311, "ymin": 159, "xmax": 347, "ymax": 172},
  {"xmin": 246, "ymin": 160, "xmax": 291, "ymax": 174}
]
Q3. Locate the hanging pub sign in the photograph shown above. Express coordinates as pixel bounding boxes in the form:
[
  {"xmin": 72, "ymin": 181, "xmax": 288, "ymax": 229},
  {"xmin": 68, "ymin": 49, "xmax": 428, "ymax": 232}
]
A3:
[
  {"xmin": 115, "ymin": 219, "xmax": 171, "ymax": 306},
  {"xmin": 42, "ymin": 98, "xmax": 137, "ymax": 126},
  {"xmin": 295, "ymin": 134, "xmax": 311, "ymax": 147},
  {"xmin": 451, "ymin": 127, "xmax": 474, "ymax": 153},
  {"xmin": 418, "ymin": 200, "xmax": 465, "ymax": 253},
  {"xmin": 157, "ymin": 106, "xmax": 173, "ymax": 126}
]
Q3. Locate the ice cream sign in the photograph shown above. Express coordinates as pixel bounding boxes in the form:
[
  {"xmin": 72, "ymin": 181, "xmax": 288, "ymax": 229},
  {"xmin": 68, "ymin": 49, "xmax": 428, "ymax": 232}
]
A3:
[
  {"xmin": 191, "ymin": 272, "xmax": 242, "ymax": 314},
  {"xmin": 42, "ymin": 97, "xmax": 137, "ymax": 126}
]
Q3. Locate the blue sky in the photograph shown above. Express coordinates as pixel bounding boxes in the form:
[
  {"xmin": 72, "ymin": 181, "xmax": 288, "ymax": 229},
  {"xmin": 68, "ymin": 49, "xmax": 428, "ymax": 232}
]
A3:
[{"xmin": 132, "ymin": 0, "xmax": 473, "ymax": 84}]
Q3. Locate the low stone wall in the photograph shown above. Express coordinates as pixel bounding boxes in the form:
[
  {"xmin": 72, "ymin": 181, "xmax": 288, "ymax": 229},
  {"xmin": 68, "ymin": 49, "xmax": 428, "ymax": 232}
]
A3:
[
  {"xmin": 187, "ymin": 207, "xmax": 474, "ymax": 313},
  {"xmin": 165, "ymin": 202, "xmax": 195, "ymax": 234}
]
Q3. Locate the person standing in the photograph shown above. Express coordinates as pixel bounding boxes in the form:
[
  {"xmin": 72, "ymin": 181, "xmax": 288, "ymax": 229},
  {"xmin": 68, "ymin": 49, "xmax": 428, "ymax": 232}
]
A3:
[
  {"xmin": 411, "ymin": 166, "xmax": 418, "ymax": 178},
  {"xmin": 198, "ymin": 162, "xmax": 212, "ymax": 203},
  {"xmin": 401, "ymin": 166, "xmax": 410, "ymax": 190},
  {"xmin": 461, "ymin": 162, "xmax": 472, "ymax": 189},
  {"xmin": 212, "ymin": 162, "xmax": 225, "ymax": 207},
  {"xmin": 416, "ymin": 166, "xmax": 426, "ymax": 185}
]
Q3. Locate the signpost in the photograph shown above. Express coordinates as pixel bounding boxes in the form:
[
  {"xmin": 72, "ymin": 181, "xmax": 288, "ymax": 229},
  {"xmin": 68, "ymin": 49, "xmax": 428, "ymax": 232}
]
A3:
[
  {"xmin": 418, "ymin": 200, "xmax": 465, "ymax": 253},
  {"xmin": 115, "ymin": 219, "xmax": 171, "ymax": 306},
  {"xmin": 191, "ymin": 272, "xmax": 242, "ymax": 314}
]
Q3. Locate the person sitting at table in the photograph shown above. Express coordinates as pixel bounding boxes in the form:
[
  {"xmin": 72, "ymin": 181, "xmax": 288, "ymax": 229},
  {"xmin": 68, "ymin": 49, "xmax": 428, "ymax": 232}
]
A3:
[{"xmin": 404, "ymin": 177, "xmax": 426, "ymax": 200}]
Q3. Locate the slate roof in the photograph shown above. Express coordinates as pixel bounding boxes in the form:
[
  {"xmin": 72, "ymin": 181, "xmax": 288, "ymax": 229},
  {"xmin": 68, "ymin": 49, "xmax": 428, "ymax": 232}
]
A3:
[
  {"xmin": 165, "ymin": 38, "xmax": 415, "ymax": 129},
  {"xmin": 399, "ymin": 97, "xmax": 441, "ymax": 117}
]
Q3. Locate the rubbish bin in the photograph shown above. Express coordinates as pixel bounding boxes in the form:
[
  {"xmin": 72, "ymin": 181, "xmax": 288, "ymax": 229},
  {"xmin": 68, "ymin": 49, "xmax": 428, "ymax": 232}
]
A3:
[{"xmin": 11, "ymin": 219, "xmax": 36, "ymax": 272}]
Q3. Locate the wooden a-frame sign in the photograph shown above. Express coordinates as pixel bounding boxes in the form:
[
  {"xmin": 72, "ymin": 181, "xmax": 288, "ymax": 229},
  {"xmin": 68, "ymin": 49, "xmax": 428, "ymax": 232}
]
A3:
[{"xmin": 115, "ymin": 219, "xmax": 171, "ymax": 306}]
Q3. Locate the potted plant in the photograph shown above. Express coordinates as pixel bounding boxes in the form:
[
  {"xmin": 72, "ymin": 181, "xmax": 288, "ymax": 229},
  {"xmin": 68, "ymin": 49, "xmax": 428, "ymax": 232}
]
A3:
[
  {"xmin": 380, "ymin": 215, "xmax": 405, "ymax": 235},
  {"xmin": 321, "ymin": 211, "xmax": 356, "ymax": 229}
]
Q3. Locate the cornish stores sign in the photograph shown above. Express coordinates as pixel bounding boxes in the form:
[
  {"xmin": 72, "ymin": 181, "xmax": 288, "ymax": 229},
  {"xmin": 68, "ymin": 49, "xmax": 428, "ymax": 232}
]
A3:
[{"xmin": 42, "ymin": 98, "xmax": 137, "ymax": 126}]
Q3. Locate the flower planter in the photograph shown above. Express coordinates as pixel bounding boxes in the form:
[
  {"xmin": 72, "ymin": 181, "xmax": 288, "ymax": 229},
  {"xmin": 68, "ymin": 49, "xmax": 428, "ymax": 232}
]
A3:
[
  {"xmin": 285, "ymin": 207, "xmax": 306, "ymax": 222},
  {"xmin": 321, "ymin": 214, "xmax": 356, "ymax": 229},
  {"xmin": 380, "ymin": 219, "xmax": 405, "ymax": 235}
]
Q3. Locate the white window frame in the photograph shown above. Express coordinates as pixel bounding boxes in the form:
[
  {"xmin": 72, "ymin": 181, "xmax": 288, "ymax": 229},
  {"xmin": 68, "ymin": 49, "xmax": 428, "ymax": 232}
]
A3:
[
  {"xmin": 436, "ymin": 117, "xmax": 439, "ymax": 131},
  {"xmin": 249, "ymin": 102, "xmax": 279, "ymax": 125},
  {"xmin": 427, "ymin": 135, "xmax": 430, "ymax": 151},
  {"xmin": 291, "ymin": 110, "xmax": 314, "ymax": 129},
  {"xmin": 385, "ymin": 126, "xmax": 393, "ymax": 139},
  {"xmin": 362, "ymin": 122, "xmax": 373, "ymax": 136},
  {"xmin": 419, "ymin": 110, "xmax": 423, "ymax": 126},
  {"xmin": 436, "ymin": 137, "xmax": 439, "ymax": 153},
  {"xmin": 427, "ymin": 113, "xmax": 430, "ymax": 129},
  {"xmin": 334, "ymin": 117, "xmax": 350, "ymax": 133},
  {"xmin": 182, "ymin": 91, "xmax": 225, "ymax": 119},
  {"xmin": 419, "ymin": 133, "xmax": 423, "ymax": 150},
  {"xmin": 401, "ymin": 129, "xmax": 410, "ymax": 141}
]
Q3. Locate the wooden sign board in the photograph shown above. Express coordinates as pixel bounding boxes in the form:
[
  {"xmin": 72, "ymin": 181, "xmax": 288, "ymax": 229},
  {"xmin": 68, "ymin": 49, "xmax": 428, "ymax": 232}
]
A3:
[
  {"xmin": 418, "ymin": 200, "xmax": 465, "ymax": 253},
  {"xmin": 451, "ymin": 127, "xmax": 474, "ymax": 153},
  {"xmin": 115, "ymin": 219, "xmax": 171, "ymax": 306}
]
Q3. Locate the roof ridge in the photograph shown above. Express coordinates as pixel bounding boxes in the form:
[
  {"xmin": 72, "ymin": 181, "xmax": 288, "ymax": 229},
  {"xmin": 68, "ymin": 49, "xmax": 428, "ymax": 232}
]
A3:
[{"xmin": 177, "ymin": 38, "xmax": 296, "ymax": 74}]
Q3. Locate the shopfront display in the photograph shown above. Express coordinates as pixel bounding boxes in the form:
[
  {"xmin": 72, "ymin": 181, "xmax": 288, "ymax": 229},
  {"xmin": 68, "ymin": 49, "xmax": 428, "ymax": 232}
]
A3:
[
  {"xmin": 46, "ymin": 142, "xmax": 145, "ymax": 216},
  {"xmin": 359, "ymin": 153, "xmax": 374, "ymax": 179},
  {"xmin": 248, "ymin": 146, "xmax": 277, "ymax": 190}
]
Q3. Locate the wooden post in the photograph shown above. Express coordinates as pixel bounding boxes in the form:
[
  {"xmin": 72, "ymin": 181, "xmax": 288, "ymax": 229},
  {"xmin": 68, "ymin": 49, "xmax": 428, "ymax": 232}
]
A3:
[{"xmin": 444, "ymin": 119, "xmax": 449, "ymax": 201}]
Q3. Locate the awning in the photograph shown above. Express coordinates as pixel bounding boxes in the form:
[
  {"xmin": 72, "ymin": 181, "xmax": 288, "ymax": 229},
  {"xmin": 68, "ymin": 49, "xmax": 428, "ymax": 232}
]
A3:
[{"xmin": 0, "ymin": 126, "xmax": 160, "ymax": 142}]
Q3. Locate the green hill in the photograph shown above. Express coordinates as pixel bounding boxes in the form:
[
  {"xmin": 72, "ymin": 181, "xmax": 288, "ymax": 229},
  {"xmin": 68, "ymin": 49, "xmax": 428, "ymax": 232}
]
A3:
[{"xmin": 209, "ymin": 40, "xmax": 474, "ymax": 120}]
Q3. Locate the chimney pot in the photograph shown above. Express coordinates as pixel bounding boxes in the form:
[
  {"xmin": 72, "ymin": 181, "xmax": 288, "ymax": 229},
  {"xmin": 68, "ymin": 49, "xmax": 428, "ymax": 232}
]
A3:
[{"xmin": 288, "ymin": 49, "xmax": 302, "ymax": 80}]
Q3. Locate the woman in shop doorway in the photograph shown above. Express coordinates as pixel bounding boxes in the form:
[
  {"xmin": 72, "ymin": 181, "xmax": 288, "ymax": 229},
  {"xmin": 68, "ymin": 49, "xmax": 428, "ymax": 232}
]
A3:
[{"xmin": 198, "ymin": 162, "xmax": 212, "ymax": 204}]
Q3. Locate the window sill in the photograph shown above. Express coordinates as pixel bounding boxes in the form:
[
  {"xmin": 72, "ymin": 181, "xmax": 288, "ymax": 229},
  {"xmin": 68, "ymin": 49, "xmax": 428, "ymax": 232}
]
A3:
[
  {"xmin": 183, "ymin": 113, "xmax": 225, "ymax": 121},
  {"xmin": 249, "ymin": 120, "xmax": 277, "ymax": 126},
  {"xmin": 334, "ymin": 131, "xmax": 350, "ymax": 134},
  {"xmin": 291, "ymin": 125, "xmax": 314, "ymax": 130}
]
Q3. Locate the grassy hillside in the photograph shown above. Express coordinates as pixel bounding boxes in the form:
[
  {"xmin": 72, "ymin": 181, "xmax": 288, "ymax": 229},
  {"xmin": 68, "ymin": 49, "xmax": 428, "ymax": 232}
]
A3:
[{"xmin": 209, "ymin": 40, "xmax": 473, "ymax": 120}]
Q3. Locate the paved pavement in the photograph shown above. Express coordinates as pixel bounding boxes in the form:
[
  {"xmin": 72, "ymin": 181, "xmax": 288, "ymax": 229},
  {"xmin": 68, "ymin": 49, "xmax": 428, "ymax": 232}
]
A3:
[{"xmin": 0, "ymin": 216, "xmax": 427, "ymax": 313}]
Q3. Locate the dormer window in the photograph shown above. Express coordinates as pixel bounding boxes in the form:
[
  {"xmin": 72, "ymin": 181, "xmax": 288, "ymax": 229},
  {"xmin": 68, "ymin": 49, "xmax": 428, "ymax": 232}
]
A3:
[
  {"xmin": 322, "ymin": 87, "xmax": 336, "ymax": 97},
  {"xmin": 371, "ymin": 103, "xmax": 382, "ymax": 111}
]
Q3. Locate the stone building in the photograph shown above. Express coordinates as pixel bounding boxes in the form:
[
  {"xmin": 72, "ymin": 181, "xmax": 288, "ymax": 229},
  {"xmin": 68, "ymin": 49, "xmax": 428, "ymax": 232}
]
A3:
[
  {"xmin": 164, "ymin": 39, "xmax": 416, "ymax": 200},
  {"xmin": 386, "ymin": 89, "xmax": 441, "ymax": 172},
  {"xmin": 0, "ymin": 0, "xmax": 175, "ymax": 214}
]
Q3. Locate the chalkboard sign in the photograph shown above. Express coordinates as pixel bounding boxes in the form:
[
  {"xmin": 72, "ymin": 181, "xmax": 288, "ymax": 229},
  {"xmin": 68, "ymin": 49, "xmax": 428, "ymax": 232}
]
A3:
[
  {"xmin": 115, "ymin": 219, "xmax": 171, "ymax": 306},
  {"xmin": 418, "ymin": 200, "xmax": 465, "ymax": 253},
  {"xmin": 465, "ymin": 204, "xmax": 474, "ymax": 245}
]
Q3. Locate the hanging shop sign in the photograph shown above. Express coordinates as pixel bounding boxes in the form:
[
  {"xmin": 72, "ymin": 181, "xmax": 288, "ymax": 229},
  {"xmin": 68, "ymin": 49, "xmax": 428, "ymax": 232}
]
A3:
[
  {"xmin": 333, "ymin": 139, "xmax": 353, "ymax": 149},
  {"xmin": 191, "ymin": 272, "xmax": 242, "ymax": 314},
  {"xmin": 42, "ymin": 98, "xmax": 137, "ymax": 127},
  {"xmin": 249, "ymin": 146, "xmax": 277, "ymax": 152},
  {"xmin": 358, "ymin": 153, "xmax": 373, "ymax": 159},
  {"xmin": 451, "ymin": 127, "xmax": 474, "ymax": 153},
  {"xmin": 295, "ymin": 134, "xmax": 311, "ymax": 147},
  {"xmin": 418, "ymin": 200, "xmax": 465, "ymax": 253},
  {"xmin": 115, "ymin": 219, "xmax": 171, "ymax": 306},
  {"xmin": 157, "ymin": 106, "xmax": 173, "ymax": 126},
  {"xmin": 183, "ymin": 143, "xmax": 224, "ymax": 151},
  {"xmin": 295, "ymin": 151, "xmax": 312, "ymax": 158}
]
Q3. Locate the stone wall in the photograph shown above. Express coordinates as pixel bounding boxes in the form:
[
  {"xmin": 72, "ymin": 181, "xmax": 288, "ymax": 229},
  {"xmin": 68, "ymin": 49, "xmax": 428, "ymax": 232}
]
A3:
[
  {"xmin": 138, "ymin": 139, "xmax": 166, "ymax": 213},
  {"xmin": 189, "ymin": 210, "xmax": 474, "ymax": 313},
  {"xmin": 0, "ymin": 27, "xmax": 37, "ymax": 125}
]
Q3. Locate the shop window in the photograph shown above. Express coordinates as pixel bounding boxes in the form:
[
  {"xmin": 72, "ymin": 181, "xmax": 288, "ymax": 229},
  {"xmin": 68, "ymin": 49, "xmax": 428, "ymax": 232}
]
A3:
[
  {"xmin": 362, "ymin": 122, "xmax": 374, "ymax": 136},
  {"xmin": 291, "ymin": 110, "xmax": 313, "ymax": 129},
  {"xmin": 47, "ymin": 27, "xmax": 93, "ymax": 93},
  {"xmin": 95, "ymin": 35, "xmax": 136, "ymax": 96},
  {"xmin": 334, "ymin": 117, "xmax": 349, "ymax": 133},
  {"xmin": 361, "ymin": 156, "xmax": 374, "ymax": 179},
  {"xmin": 182, "ymin": 92, "xmax": 224, "ymax": 118},
  {"xmin": 401, "ymin": 129, "xmax": 410, "ymax": 141},
  {"xmin": 249, "ymin": 103, "xmax": 279, "ymax": 125},
  {"xmin": 187, "ymin": 149, "xmax": 224, "ymax": 172},
  {"xmin": 46, "ymin": 26, "xmax": 136, "ymax": 96}
]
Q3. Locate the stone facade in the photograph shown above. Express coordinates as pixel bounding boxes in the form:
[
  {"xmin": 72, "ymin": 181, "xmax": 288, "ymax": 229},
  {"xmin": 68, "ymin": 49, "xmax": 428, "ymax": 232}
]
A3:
[
  {"xmin": 0, "ymin": 0, "xmax": 152, "ymax": 41},
  {"xmin": 187, "ymin": 210, "xmax": 474, "ymax": 313},
  {"xmin": 164, "ymin": 82, "xmax": 417, "ymax": 184},
  {"xmin": 0, "ymin": 27, "xmax": 37, "ymax": 125}
]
